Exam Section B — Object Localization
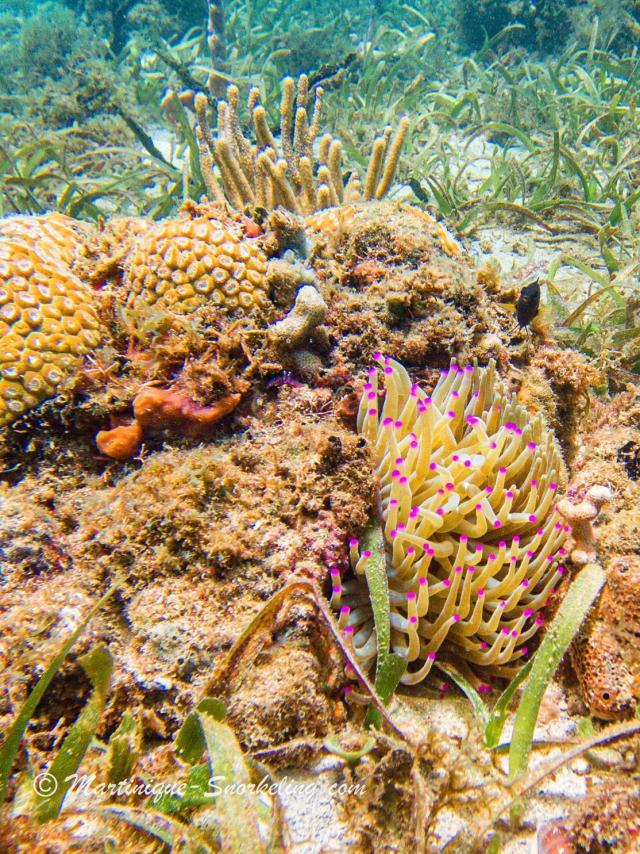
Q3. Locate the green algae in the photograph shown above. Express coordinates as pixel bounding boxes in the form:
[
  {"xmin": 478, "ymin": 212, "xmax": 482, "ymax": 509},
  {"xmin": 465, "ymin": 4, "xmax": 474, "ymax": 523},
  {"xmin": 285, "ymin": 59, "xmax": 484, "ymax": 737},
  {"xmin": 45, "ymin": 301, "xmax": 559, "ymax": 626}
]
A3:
[
  {"xmin": 359, "ymin": 523, "xmax": 407, "ymax": 730},
  {"xmin": 508, "ymin": 561, "xmax": 606, "ymax": 780},
  {"xmin": 33, "ymin": 644, "xmax": 114, "ymax": 822}
]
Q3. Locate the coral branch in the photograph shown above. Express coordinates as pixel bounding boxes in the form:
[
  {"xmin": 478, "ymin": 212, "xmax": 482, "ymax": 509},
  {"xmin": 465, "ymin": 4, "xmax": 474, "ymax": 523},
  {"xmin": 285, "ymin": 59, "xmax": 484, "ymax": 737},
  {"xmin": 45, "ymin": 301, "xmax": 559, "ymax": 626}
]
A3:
[
  {"xmin": 557, "ymin": 485, "xmax": 613, "ymax": 566},
  {"xmin": 206, "ymin": 1, "xmax": 227, "ymax": 97},
  {"xmin": 268, "ymin": 285, "xmax": 327, "ymax": 349}
]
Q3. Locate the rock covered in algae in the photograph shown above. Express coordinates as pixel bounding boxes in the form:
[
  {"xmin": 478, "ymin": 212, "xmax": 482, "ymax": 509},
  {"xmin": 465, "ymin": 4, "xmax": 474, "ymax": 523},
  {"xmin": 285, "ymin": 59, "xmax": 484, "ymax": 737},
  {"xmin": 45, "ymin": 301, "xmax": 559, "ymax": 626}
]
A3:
[
  {"xmin": 334, "ymin": 354, "xmax": 567, "ymax": 685},
  {"xmin": 559, "ymin": 393, "xmax": 640, "ymax": 719},
  {"xmin": 303, "ymin": 202, "xmax": 539, "ymax": 378},
  {"xmin": 0, "ymin": 386, "xmax": 374, "ymax": 744}
]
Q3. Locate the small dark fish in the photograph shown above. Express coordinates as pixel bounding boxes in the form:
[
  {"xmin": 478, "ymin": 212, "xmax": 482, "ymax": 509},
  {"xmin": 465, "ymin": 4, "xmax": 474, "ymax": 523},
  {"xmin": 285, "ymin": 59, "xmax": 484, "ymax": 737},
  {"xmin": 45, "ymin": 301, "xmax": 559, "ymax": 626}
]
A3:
[
  {"xmin": 516, "ymin": 279, "xmax": 541, "ymax": 327},
  {"xmin": 617, "ymin": 439, "xmax": 640, "ymax": 480}
]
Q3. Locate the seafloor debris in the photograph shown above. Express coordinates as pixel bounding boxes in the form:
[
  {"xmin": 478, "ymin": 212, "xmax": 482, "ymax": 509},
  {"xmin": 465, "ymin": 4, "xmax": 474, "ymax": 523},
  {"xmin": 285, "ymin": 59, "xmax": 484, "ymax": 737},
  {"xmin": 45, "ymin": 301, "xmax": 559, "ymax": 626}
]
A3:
[
  {"xmin": 560, "ymin": 780, "xmax": 640, "ymax": 851},
  {"xmin": 333, "ymin": 354, "xmax": 568, "ymax": 685}
]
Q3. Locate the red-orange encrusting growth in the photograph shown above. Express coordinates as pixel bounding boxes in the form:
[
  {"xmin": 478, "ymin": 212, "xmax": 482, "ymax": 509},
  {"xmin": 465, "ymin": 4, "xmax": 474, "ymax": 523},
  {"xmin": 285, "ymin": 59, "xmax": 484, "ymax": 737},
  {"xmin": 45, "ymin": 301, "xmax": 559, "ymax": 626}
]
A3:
[
  {"xmin": 133, "ymin": 387, "xmax": 242, "ymax": 439},
  {"xmin": 96, "ymin": 423, "xmax": 143, "ymax": 461}
]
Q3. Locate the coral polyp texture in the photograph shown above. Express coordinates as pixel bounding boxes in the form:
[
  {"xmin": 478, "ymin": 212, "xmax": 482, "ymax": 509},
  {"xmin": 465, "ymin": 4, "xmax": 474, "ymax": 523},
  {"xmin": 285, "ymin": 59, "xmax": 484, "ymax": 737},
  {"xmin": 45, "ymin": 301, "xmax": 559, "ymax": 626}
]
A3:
[
  {"xmin": 0, "ymin": 214, "xmax": 102, "ymax": 427},
  {"xmin": 124, "ymin": 210, "xmax": 269, "ymax": 318},
  {"xmin": 195, "ymin": 75, "xmax": 408, "ymax": 214},
  {"xmin": 0, "ymin": 213, "xmax": 90, "ymax": 266},
  {"xmin": 335, "ymin": 356, "xmax": 568, "ymax": 685}
]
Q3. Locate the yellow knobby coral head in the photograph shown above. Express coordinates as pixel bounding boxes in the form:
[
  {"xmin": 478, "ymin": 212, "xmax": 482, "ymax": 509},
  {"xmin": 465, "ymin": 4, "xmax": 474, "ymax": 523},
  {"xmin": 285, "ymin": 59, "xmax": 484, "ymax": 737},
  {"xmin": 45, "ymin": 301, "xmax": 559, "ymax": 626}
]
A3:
[
  {"xmin": 125, "ymin": 214, "xmax": 269, "ymax": 318},
  {"xmin": 0, "ymin": 214, "xmax": 102, "ymax": 427},
  {"xmin": 0, "ymin": 212, "xmax": 90, "ymax": 266},
  {"xmin": 304, "ymin": 205, "xmax": 357, "ymax": 238},
  {"xmin": 336, "ymin": 355, "xmax": 568, "ymax": 686}
]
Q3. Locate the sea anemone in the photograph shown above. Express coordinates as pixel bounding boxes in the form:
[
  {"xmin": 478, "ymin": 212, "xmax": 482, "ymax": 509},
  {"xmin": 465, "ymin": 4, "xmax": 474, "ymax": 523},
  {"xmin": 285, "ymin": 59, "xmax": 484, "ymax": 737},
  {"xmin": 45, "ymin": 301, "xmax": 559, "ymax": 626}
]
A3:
[{"xmin": 333, "ymin": 355, "xmax": 569, "ymax": 685}]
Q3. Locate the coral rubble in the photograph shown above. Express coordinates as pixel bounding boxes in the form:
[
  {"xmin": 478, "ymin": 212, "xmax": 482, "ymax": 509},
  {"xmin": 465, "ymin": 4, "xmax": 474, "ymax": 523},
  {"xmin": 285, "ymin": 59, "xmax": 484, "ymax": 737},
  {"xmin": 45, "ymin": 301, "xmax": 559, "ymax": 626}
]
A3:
[{"xmin": 563, "ymin": 781, "xmax": 640, "ymax": 851}]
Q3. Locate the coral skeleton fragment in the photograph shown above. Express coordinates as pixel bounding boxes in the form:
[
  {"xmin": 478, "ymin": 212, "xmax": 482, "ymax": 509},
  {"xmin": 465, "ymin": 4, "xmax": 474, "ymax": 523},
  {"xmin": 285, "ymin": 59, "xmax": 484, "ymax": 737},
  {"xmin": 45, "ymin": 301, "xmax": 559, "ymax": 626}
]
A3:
[{"xmin": 333, "ymin": 356, "xmax": 568, "ymax": 685}]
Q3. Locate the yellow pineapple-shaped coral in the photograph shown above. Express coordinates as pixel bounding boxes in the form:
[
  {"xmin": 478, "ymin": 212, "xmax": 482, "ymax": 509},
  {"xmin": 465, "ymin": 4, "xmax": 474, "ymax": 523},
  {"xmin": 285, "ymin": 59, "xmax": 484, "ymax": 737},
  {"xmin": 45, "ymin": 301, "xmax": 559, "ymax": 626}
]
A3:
[
  {"xmin": 0, "ymin": 214, "xmax": 101, "ymax": 427},
  {"xmin": 125, "ymin": 212, "xmax": 269, "ymax": 318}
]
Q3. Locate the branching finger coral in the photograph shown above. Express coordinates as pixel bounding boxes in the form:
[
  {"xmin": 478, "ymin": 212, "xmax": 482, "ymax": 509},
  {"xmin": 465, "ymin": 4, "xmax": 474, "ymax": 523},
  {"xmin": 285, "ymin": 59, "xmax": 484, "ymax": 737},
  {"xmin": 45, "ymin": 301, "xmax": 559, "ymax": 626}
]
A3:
[
  {"xmin": 195, "ymin": 75, "xmax": 409, "ymax": 214},
  {"xmin": 268, "ymin": 284, "xmax": 327, "ymax": 349},
  {"xmin": 332, "ymin": 356, "xmax": 569, "ymax": 685},
  {"xmin": 267, "ymin": 283, "xmax": 328, "ymax": 381}
]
